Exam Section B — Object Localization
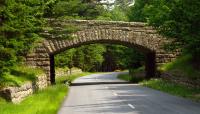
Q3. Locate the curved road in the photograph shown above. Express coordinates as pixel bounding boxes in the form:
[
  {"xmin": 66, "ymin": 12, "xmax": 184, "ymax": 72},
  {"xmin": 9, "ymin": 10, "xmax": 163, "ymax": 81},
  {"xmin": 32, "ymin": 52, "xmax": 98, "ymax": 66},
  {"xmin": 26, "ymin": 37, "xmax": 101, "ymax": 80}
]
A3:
[{"xmin": 58, "ymin": 72, "xmax": 200, "ymax": 114}]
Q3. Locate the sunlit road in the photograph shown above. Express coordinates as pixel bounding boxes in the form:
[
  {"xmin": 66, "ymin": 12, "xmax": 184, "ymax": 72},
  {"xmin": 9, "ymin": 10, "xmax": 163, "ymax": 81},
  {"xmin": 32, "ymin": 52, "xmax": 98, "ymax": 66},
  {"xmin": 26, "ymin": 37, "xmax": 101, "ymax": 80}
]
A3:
[{"xmin": 58, "ymin": 72, "xmax": 200, "ymax": 114}]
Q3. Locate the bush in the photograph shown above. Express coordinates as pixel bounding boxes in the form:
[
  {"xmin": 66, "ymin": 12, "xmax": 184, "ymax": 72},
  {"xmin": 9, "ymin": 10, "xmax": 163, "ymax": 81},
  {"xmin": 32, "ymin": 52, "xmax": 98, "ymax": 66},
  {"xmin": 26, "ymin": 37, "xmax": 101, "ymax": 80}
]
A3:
[
  {"xmin": 0, "ymin": 65, "xmax": 44, "ymax": 88},
  {"xmin": 0, "ymin": 48, "xmax": 16, "ymax": 74}
]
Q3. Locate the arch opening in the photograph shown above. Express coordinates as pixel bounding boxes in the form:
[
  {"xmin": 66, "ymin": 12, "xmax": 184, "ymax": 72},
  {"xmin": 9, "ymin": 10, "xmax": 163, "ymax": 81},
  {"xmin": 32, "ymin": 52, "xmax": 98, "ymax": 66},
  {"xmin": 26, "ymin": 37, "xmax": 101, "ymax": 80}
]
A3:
[{"xmin": 49, "ymin": 41, "xmax": 156, "ymax": 84}]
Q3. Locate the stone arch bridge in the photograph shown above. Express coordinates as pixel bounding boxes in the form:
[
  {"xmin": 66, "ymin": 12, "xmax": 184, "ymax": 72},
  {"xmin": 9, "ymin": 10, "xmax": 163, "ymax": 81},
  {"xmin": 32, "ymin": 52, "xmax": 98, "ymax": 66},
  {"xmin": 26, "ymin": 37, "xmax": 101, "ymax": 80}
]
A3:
[{"xmin": 26, "ymin": 19, "xmax": 180, "ymax": 84}]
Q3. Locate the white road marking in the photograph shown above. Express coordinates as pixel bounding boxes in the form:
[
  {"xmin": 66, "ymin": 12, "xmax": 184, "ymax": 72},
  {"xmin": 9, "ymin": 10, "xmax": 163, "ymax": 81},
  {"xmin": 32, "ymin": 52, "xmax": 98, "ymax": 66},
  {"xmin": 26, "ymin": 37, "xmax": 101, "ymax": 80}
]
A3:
[
  {"xmin": 113, "ymin": 93, "xmax": 118, "ymax": 96},
  {"xmin": 128, "ymin": 104, "xmax": 135, "ymax": 109},
  {"xmin": 105, "ymin": 86, "xmax": 109, "ymax": 89}
]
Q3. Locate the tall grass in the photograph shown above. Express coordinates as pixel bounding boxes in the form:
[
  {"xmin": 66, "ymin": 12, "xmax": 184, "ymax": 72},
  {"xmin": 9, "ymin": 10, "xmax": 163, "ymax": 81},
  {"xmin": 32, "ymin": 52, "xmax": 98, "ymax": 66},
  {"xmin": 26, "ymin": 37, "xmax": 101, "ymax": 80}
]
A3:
[
  {"xmin": 0, "ymin": 72, "xmax": 92, "ymax": 114},
  {"xmin": 0, "ymin": 65, "xmax": 44, "ymax": 88},
  {"xmin": 141, "ymin": 79, "xmax": 200, "ymax": 101},
  {"xmin": 0, "ymin": 84, "xmax": 68, "ymax": 114},
  {"xmin": 160, "ymin": 54, "xmax": 200, "ymax": 80}
]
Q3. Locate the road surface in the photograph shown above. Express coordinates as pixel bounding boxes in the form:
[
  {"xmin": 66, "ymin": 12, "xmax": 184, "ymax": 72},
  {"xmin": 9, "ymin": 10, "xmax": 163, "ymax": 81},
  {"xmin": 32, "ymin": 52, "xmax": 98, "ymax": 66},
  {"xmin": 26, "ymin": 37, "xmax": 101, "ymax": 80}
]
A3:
[{"xmin": 58, "ymin": 72, "xmax": 200, "ymax": 114}]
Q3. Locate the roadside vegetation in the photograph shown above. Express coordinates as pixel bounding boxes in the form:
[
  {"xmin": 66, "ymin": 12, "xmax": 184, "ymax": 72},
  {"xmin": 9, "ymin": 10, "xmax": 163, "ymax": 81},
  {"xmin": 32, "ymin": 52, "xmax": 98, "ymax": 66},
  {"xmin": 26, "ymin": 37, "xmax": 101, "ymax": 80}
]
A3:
[
  {"xmin": 141, "ymin": 79, "xmax": 200, "ymax": 102},
  {"xmin": 117, "ymin": 56, "xmax": 200, "ymax": 102},
  {"xmin": 117, "ymin": 73, "xmax": 131, "ymax": 82},
  {"xmin": 56, "ymin": 72, "xmax": 92, "ymax": 84},
  {"xmin": 117, "ymin": 72, "xmax": 200, "ymax": 101},
  {"xmin": 0, "ymin": 72, "xmax": 90, "ymax": 114},
  {"xmin": 160, "ymin": 54, "xmax": 200, "ymax": 80},
  {"xmin": 0, "ymin": 65, "xmax": 44, "ymax": 89},
  {"xmin": 0, "ymin": 78, "xmax": 67, "ymax": 114},
  {"xmin": 117, "ymin": 67, "xmax": 145, "ymax": 83},
  {"xmin": 0, "ymin": 84, "xmax": 68, "ymax": 114}
]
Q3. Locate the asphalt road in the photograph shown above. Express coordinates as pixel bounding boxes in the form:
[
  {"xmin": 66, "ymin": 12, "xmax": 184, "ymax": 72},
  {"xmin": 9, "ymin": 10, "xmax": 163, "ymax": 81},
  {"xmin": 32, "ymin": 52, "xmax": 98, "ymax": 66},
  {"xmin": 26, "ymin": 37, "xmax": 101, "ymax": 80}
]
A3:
[{"xmin": 58, "ymin": 72, "xmax": 200, "ymax": 114}]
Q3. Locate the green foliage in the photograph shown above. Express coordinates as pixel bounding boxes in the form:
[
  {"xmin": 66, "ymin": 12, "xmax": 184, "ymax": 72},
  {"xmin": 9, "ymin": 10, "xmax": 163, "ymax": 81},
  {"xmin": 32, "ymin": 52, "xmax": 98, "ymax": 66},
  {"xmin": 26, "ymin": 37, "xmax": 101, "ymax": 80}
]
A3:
[
  {"xmin": 117, "ymin": 67, "xmax": 145, "ymax": 83},
  {"xmin": 141, "ymin": 79, "xmax": 200, "ymax": 101},
  {"xmin": 0, "ymin": 48, "xmax": 16, "ymax": 74},
  {"xmin": 160, "ymin": 55, "xmax": 200, "ymax": 80},
  {"xmin": 55, "ymin": 48, "xmax": 76, "ymax": 68},
  {"xmin": 0, "ymin": 0, "xmax": 48, "ymax": 75},
  {"xmin": 51, "ymin": 0, "xmax": 104, "ymax": 19},
  {"xmin": 0, "ymin": 0, "xmax": 105, "ymax": 75},
  {"xmin": 0, "ymin": 84, "xmax": 68, "ymax": 114},
  {"xmin": 55, "ymin": 44, "xmax": 106, "ymax": 71},
  {"xmin": 78, "ymin": 44, "xmax": 105, "ymax": 71},
  {"xmin": 55, "ymin": 43, "xmax": 145, "ymax": 72},
  {"xmin": 43, "ymin": 23, "xmax": 80, "ymax": 40},
  {"xmin": 117, "ymin": 73, "xmax": 131, "ymax": 82},
  {"xmin": 102, "ymin": 45, "xmax": 144, "ymax": 71},
  {"xmin": 0, "ymin": 65, "xmax": 44, "ymax": 88},
  {"xmin": 127, "ymin": 0, "xmax": 147, "ymax": 22},
  {"xmin": 128, "ymin": 0, "xmax": 200, "ymax": 57},
  {"xmin": 97, "ymin": 7, "xmax": 128, "ymax": 21}
]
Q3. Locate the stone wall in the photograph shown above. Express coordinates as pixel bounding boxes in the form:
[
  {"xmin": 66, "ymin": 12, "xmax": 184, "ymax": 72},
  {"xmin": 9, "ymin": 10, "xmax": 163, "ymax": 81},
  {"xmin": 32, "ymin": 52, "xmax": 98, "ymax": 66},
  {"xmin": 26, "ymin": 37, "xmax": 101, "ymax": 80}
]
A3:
[
  {"xmin": 0, "ymin": 74, "xmax": 48, "ymax": 103},
  {"xmin": 35, "ymin": 74, "xmax": 48, "ymax": 89}
]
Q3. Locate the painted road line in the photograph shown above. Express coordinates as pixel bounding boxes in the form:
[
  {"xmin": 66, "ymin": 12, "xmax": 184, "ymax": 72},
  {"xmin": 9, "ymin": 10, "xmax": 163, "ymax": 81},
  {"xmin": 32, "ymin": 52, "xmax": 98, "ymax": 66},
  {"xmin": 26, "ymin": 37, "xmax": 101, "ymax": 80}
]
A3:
[
  {"xmin": 113, "ymin": 92, "xmax": 118, "ymax": 96},
  {"xmin": 128, "ymin": 104, "xmax": 135, "ymax": 109}
]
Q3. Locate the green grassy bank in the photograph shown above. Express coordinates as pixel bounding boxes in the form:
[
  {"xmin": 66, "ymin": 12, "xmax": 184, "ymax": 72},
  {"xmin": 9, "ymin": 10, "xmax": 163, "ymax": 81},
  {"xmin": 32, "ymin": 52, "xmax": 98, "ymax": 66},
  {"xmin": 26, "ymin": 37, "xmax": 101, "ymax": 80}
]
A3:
[
  {"xmin": 117, "ymin": 73, "xmax": 200, "ymax": 101},
  {"xmin": 0, "ymin": 65, "xmax": 44, "ymax": 89},
  {"xmin": 117, "ymin": 55, "xmax": 200, "ymax": 101},
  {"xmin": 0, "ymin": 72, "xmax": 91, "ymax": 114},
  {"xmin": 160, "ymin": 54, "xmax": 200, "ymax": 80},
  {"xmin": 141, "ymin": 79, "xmax": 200, "ymax": 102},
  {"xmin": 0, "ymin": 84, "xmax": 68, "ymax": 114}
]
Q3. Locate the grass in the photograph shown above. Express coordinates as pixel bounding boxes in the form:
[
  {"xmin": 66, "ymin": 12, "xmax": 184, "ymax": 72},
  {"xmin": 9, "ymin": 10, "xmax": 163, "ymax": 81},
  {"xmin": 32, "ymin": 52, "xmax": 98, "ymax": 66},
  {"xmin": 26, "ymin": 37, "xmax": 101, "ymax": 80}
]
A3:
[
  {"xmin": 117, "ymin": 73, "xmax": 145, "ymax": 83},
  {"xmin": 56, "ymin": 72, "xmax": 92, "ymax": 84},
  {"xmin": 0, "ymin": 72, "xmax": 92, "ymax": 114},
  {"xmin": 117, "ymin": 73, "xmax": 131, "ymax": 82},
  {"xmin": 0, "ymin": 84, "xmax": 68, "ymax": 114},
  {"xmin": 141, "ymin": 79, "xmax": 200, "ymax": 102},
  {"xmin": 117, "ymin": 72, "xmax": 200, "ymax": 102},
  {"xmin": 117, "ymin": 67, "xmax": 145, "ymax": 83},
  {"xmin": 160, "ymin": 54, "xmax": 200, "ymax": 80},
  {"xmin": 0, "ymin": 65, "xmax": 44, "ymax": 89}
]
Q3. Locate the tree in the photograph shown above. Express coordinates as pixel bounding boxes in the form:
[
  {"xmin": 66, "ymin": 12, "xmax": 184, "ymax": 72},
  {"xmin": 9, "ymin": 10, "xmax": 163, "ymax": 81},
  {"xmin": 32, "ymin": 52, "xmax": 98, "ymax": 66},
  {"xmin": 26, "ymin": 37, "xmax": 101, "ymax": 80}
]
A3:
[
  {"xmin": 102, "ymin": 45, "xmax": 144, "ymax": 71},
  {"xmin": 55, "ymin": 49, "xmax": 76, "ymax": 68},
  {"xmin": 128, "ymin": 0, "xmax": 200, "ymax": 59},
  {"xmin": 51, "ymin": 0, "xmax": 104, "ymax": 19},
  {"xmin": 0, "ymin": 0, "xmax": 47, "ymax": 74},
  {"xmin": 55, "ymin": 44, "xmax": 106, "ymax": 72}
]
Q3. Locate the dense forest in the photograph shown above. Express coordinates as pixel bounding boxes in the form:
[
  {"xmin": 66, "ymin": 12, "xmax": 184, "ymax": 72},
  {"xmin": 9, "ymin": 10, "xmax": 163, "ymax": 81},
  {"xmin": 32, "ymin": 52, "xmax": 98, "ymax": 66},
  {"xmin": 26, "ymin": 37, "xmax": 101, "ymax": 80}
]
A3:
[
  {"xmin": 129, "ymin": 0, "xmax": 200, "ymax": 56},
  {"xmin": 1, "ymin": 0, "xmax": 200, "ymax": 74}
]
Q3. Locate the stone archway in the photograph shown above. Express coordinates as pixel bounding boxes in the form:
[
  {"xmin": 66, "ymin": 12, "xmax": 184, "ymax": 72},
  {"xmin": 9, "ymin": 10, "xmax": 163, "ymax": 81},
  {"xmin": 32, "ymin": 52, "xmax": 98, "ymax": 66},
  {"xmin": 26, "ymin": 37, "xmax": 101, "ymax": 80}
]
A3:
[{"xmin": 26, "ymin": 19, "xmax": 179, "ymax": 84}]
